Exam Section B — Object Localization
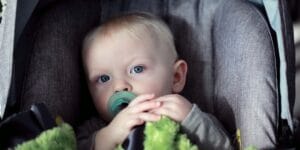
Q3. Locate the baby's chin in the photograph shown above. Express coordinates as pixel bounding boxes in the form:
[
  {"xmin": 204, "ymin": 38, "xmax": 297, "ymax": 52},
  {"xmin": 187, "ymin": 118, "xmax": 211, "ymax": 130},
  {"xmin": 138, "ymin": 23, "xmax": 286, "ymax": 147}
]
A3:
[{"xmin": 98, "ymin": 111, "xmax": 111, "ymax": 123}]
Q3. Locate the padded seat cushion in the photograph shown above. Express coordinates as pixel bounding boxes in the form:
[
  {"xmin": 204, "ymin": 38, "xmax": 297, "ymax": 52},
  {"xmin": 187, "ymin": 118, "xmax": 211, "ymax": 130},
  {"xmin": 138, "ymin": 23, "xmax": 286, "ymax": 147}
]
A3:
[
  {"xmin": 213, "ymin": 0, "xmax": 277, "ymax": 148},
  {"xmin": 17, "ymin": 0, "xmax": 279, "ymax": 148},
  {"xmin": 19, "ymin": 0, "xmax": 102, "ymax": 125}
]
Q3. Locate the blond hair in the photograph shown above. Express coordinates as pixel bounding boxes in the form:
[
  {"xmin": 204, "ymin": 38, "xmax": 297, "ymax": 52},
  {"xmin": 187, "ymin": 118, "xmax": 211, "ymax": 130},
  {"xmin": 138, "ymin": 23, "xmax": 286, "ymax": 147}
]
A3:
[{"xmin": 82, "ymin": 12, "xmax": 177, "ymax": 59}]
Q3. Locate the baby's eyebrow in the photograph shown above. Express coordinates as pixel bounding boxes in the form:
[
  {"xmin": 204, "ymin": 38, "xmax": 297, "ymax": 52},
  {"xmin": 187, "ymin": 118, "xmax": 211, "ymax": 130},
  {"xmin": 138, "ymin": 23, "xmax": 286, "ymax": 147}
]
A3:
[
  {"xmin": 127, "ymin": 58, "xmax": 154, "ymax": 67},
  {"xmin": 88, "ymin": 70, "xmax": 105, "ymax": 82},
  {"xmin": 126, "ymin": 56, "xmax": 149, "ymax": 64}
]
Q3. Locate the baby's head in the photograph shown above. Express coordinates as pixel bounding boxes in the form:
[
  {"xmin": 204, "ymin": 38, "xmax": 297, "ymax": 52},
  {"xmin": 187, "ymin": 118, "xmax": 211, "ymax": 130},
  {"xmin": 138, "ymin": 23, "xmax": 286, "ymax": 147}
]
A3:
[{"xmin": 82, "ymin": 12, "xmax": 188, "ymax": 121}]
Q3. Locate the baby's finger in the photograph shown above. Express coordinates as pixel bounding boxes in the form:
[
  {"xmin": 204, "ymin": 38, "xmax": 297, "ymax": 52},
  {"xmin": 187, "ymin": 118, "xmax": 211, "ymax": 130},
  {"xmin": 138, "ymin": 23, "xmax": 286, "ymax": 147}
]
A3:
[
  {"xmin": 128, "ymin": 93, "xmax": 155, "ymax": 106},
  {"xmin": 151, "ymin": 106, "xmax": 174, "ymax": 119},
  {"xmin": 125, "ymin": 117, "xmax": 145, "ymax": 129},
  {"xmin": 129, "ymin": 100, "xmax": 161, "ymax": 113},
  {"xmin": 153, "ymin": 95, "xmax": 181, "ymax": 103},
  {"xmin": 151, "ymin": 101, "xmax": 190, "ymax": 122},
  {"xmin": 156, "ymin": 100, "xmax": 177, "ymax": 110},
  {"xmin": 124, "ymin": 113, "xmax": 159, "ymax": 129},
  {"xmin": 138, "ymin": 112, "xmax": 161, "ymax": 122}
]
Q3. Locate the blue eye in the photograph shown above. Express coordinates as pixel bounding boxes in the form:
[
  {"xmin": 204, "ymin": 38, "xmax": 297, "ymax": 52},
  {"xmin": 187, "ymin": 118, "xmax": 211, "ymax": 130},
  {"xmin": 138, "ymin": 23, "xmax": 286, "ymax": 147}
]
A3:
[
  {"xmin": 98, "ymin": 75, "xmax": 110, "ymax": 83},
  {"xmin": 130, "ymin": 65, "xmax": 144, "ymax": 74}
]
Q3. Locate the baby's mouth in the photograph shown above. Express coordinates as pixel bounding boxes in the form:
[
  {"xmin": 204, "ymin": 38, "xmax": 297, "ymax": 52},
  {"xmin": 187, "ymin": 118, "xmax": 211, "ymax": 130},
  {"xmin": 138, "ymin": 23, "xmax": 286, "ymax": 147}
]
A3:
[{"xmin": 107, "ymin": 91, "xmax": 136, "ymax": 117}]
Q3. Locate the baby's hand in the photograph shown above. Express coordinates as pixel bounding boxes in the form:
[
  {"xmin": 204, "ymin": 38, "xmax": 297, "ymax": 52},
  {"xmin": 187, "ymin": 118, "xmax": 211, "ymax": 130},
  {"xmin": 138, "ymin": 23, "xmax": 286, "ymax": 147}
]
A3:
[
  {"xmin": 95, "ymin": 94, "xmax": 161, "ymax": 149},
  {"xmin": 151, "ymin": 94, "xmax": 192, "ymax": 122}
]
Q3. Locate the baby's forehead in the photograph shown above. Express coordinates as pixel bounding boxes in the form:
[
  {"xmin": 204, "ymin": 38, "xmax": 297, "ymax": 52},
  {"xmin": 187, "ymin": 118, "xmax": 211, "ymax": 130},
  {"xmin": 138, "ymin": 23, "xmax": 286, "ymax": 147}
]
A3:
[
  {"xmin": 85, "ymin": 17, "xmax": 177, "ymax": 59},
  {"xmin": 96, "ymin": 29, "xmax": 173, "ymax": 55}
]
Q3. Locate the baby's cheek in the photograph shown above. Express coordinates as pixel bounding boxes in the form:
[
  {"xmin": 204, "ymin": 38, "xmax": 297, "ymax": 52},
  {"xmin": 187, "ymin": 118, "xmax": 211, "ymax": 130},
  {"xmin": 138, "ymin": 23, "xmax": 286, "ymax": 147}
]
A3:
[
  {"xmin": 142, "ymin": 81, "xmax": 172, "ymax": 96},
  {"xmin": 93, "ymin": 99, "xmax": 105, "ymax": 113},
  {"xmin": 96, "ymin": 103, "xmax": 111, "ymax": 122},
  {"xmin": 92, "ymin": 93, "xmax": 110, "ymax": 120}
]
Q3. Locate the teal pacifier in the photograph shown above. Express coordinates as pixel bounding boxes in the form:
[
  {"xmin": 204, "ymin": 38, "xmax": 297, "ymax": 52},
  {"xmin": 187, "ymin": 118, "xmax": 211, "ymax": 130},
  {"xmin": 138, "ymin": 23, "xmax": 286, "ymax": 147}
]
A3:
[{"xmin": 108, "ymin": 91, "xmax": 137, "ymax": 117}]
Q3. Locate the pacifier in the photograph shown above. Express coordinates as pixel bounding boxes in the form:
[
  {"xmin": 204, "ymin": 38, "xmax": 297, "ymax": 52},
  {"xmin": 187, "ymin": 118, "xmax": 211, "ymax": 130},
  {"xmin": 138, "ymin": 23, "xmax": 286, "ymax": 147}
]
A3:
[{"xmin": 108, "ymin": 91, "xmax": 137, "ymax": 117}]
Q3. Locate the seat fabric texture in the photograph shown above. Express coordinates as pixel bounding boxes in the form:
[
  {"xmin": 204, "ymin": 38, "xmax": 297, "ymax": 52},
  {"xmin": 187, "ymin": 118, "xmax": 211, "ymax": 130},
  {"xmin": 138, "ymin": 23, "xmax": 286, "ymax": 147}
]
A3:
[{"xmin": 12, "ymin": 0, "xmax": 280, "ymax": 149}]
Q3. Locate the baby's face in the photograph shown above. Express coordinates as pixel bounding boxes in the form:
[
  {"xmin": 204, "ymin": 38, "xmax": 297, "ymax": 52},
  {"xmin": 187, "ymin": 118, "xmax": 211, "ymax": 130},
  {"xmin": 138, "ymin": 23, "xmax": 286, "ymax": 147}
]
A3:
[{"xmin": 84, "ymin": 31, "xmax": 177, "ymax": 121}]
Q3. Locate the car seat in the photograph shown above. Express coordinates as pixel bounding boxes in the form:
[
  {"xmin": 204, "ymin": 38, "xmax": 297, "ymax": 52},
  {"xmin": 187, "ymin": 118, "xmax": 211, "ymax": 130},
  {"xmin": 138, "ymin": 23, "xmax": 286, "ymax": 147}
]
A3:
[{"xmin": 0, "ymin": 0, "xmax": 296, "ymax": 149}]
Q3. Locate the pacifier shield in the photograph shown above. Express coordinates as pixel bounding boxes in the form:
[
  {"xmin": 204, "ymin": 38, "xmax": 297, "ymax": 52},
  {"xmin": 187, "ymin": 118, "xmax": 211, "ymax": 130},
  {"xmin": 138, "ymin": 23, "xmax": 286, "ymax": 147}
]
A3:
[{"xmin": 108, "ymin": 91, "xmax": 136, "ymax": 117}]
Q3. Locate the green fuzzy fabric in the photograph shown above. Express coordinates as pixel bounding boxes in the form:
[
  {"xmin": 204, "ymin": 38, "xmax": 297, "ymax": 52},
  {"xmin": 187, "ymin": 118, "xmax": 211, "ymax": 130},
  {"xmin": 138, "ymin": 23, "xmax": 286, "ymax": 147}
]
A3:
[
  {"xmin": 15, "ymin": 123, "xmax": 76, "ymax": 150},
  {"xmin": 175, "ymin": 134, "xmax": 198, "ymax": 150},
  {"xmin": 245, "ymin": 146, "xmax": 257, "ymax": 150},
  {"xmin": 144, "ymin": 116, "xmax": 198, "ymax": 150},
  {"xmin": 116, "ymin": 116, "xmax": 198, "ymax": 150}
]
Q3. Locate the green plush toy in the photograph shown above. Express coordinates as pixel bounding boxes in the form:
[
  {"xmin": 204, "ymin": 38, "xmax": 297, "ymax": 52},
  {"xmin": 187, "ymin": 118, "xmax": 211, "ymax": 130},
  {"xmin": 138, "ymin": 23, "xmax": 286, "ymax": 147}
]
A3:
[
  {"xmin": 115, "ymin": 116, "xmax": 198, "ymax": 150},
  {"xmin": 14, "ymin": 91, "xmax": 197, "ymax": 150},
  {"xmin": 143, "ymin": 116, "xmax": 198, "ymax": 150},
  {"xmin": 14, "ymin": 122, "xmax": 76, "ymax": 150},
  {"xmin": 110, "ymin": 91, "xmax": 198, "ymax": 150}
]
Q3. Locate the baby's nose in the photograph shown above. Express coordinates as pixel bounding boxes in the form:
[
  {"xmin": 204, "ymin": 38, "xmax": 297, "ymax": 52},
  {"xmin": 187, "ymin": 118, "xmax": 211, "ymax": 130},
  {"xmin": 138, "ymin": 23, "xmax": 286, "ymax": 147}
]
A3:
[
  {"xmin": 115, "ymin": 88, "xmax": 129, "ymax": 93},
  {"xmin": 114, "ymin": 80, "xmax": 132, "ymax": 93}
]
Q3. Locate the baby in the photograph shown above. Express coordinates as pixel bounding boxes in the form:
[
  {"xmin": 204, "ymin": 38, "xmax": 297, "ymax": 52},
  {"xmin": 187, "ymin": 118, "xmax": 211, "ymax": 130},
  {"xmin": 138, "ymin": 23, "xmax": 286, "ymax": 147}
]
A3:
[{"xmin": 78, "ymin": 12, "xmax": 233, "ymax": 150}]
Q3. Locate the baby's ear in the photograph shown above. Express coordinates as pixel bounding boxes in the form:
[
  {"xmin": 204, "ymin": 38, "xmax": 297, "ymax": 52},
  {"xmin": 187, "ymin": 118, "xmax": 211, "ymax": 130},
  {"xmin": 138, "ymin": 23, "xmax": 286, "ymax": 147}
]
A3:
[{"xmin": 172, "ymin": 59, "xmax": 188, "ymax": 93}]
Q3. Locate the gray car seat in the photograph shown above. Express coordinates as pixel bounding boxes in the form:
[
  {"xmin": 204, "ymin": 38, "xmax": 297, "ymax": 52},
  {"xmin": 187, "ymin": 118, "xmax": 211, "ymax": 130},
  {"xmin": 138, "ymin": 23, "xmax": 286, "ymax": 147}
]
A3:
[{"xmin": 0, "ymin": 0, "xmax": 296, "ymax": 149}]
